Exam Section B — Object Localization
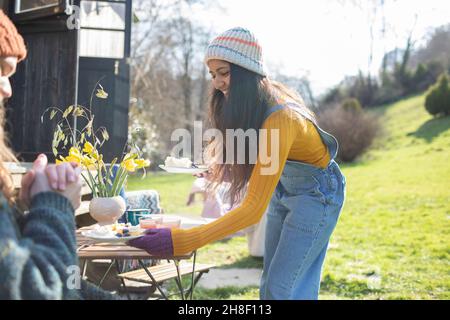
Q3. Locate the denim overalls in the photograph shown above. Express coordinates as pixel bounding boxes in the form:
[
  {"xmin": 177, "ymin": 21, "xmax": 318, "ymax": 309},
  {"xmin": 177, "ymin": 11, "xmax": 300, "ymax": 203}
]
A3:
[{"xmin": 260, "ymin": 103, "xmax": 346, "ymax": 300}]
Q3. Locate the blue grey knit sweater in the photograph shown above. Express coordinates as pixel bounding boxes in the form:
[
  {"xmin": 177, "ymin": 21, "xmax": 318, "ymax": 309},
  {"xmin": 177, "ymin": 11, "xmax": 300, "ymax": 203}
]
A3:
[{"xmin": 0, "ymin": 192, "xmax": 116, "ymax": 300}]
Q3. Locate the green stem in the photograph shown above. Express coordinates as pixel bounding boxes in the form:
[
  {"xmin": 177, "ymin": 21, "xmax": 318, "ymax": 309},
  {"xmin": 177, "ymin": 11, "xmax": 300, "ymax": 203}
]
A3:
[
  {"xmin": 114, "ymin": 170, "xmax": 128, "ymax": 196},
  {"xmin": 111, "ymin": 166, "xmax": 127, "ymax": 197},
  {"xmin": 84, "ymin": 169, "xmax": 98, "ymax": 197},
  {"xmin": 96, "ymin": 162, "xmax": 106, "ymax": 197}
]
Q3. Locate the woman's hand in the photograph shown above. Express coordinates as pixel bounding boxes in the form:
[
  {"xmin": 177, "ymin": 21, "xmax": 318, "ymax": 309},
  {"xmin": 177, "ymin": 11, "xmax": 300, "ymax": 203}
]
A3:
[
  {"xmin": 58, "ymin": 174, "xmax": 83, "ymax": 209},
  {"xmin": 25, "ymin": 154, "xmax": 52, "ymax": 202},
  {"xmin": 21, "ymin": 154, "xmax": 83, "ymax": 210},
  {"xmin": 45, "ymin": 160, "xmax": 80, "ymax": 191},
  {"xmin": 128, "ymin": 228, "xmax": 174, "ymax": 256}
]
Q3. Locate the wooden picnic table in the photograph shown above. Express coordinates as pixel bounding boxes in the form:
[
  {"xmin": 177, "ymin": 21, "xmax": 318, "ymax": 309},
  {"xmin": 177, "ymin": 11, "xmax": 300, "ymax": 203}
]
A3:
[{"xmin": 76, "ymin": 226, "xmax": 210, "ymax": 300}]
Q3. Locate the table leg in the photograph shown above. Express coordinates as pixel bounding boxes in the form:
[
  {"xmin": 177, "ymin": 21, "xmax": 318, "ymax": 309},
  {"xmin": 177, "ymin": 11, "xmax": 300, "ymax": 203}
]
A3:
[
  {"xmin": 138, "ymin": 260, "xmax": 169, "ymax": 300},
  {"xmin": 115, "ymin": 260, "xmax": 131, "ymax": 300},
  {"xmin": 186, "ymin": 271, "xmax": 207, "ymax": 298},
  {"xmin": 81, "ymin": 259, "xmax": 88, "ymax": 280},
  {"xmin": 173, "ymin": 259, "xmax": 186, "ymax": 300},
  {"xmin": 190, "ymin": 251, "xmax": 197, "ymax": 300},
  {"xmin": 98, "ymin": 260, "xmax": 115, "ymax": 287}
]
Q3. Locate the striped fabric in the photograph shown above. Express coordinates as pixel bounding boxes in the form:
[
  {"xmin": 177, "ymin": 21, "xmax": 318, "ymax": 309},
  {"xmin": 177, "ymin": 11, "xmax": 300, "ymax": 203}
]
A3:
[{"xmin": 205, "ymin": 27, "xmax": 267, "ymax": 76}]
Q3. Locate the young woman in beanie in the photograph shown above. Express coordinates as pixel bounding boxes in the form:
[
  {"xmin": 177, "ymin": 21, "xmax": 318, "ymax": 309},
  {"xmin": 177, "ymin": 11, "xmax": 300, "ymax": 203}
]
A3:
[
  {"xmin": 0, "ymin": 10, "xmax": 116, "ymax": 299},
  {"xmin": 129, "ymin": 27, "xmax": 346, "ymax": 300}
]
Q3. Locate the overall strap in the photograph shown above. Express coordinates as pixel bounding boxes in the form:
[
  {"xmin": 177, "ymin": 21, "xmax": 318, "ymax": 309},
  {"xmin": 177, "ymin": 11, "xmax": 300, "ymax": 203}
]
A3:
[
  {"xmin": 263, "ymin": 104, "xmax": 285, "ymax": 120},
  {"xmin": 263, "ymin": 102, "xmax": 339, "ymax": 161}
]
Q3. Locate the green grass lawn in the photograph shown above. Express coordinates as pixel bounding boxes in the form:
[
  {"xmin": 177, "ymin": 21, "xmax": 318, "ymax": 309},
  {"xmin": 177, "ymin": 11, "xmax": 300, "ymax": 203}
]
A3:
[{"xmin": 127, "ymin": 92, "xmax": 450, "ymax": 299}]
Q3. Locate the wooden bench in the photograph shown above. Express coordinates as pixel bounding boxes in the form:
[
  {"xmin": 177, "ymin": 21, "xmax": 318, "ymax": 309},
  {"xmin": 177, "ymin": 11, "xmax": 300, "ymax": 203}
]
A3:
[{"xmin": 117, "ymin": 261, "xmax": 215, "ymax": 299}]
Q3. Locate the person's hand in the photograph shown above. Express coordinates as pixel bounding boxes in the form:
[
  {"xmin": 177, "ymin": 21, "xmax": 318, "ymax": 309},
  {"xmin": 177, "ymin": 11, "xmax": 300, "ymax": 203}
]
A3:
[
  {"xmin": 44, "ymin": 160, "xmax": 80, "ymax": 191},
  {"xmin": 128, "ymin": 228, "xmax": 174, "ymax": 256},
  {"xmin": 44, "ymin": 162, "xmax": 83, "ymax": 209},
  {"xmin": 27, "ymin": 154, "xmax": 83, "ymax": 210},
  {"xmin": 58, "ymin": 173, "xmax": 83, "ymax": 209},
  {"xmin": 20, "ymin": 156, "xmax": 81, "ymax": 207},
  {"xmin": 28, "ymin": 154, "xmax": 52, "ymax": 200}
]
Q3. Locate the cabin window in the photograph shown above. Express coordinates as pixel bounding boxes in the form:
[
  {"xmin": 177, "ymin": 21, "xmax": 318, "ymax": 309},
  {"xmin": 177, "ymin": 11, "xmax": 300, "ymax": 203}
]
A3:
[
  {"xmin": 15, "ymin": 0, "xmax": 59, "ymax": 13},
  {"xmin": 79, "ymin": 0, "xmax": 126, "ymax": 59}
]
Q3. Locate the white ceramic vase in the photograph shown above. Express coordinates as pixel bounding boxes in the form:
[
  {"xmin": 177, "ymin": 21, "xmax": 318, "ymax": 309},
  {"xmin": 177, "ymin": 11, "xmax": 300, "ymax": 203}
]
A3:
[{"xmin": 89, "ymin": 196, "xmax": 126, "ymax": 225}]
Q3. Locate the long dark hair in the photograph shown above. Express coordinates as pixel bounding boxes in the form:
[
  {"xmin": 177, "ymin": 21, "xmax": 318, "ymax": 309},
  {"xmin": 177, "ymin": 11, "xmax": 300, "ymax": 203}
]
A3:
[{"xmin": 205, "ymin": 63, "xmax": 315, "ymax": 206}]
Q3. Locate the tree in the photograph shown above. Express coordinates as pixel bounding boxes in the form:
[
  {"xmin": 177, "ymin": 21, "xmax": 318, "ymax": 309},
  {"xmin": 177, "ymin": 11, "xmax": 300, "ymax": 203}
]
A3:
[
  {"xmin": 425, "ymin": 73, "xmax": 450, "ymax": 117},
  {"xmin": 129, "ymin": 0, "xmax": 216, "ymax": 164}
]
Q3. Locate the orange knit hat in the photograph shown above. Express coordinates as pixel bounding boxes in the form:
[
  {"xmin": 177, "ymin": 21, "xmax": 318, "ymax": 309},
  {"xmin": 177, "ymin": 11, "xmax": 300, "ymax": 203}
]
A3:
[{"xmin": 0, "ymin": 10, "xmax": 27, "ymax": 61}]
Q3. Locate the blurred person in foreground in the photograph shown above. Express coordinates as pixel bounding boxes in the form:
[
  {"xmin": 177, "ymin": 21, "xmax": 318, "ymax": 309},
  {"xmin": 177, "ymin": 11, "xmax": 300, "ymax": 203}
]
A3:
[{"xmin": 0, "ymin": 10, "xmax": 115, "ymax": 299}]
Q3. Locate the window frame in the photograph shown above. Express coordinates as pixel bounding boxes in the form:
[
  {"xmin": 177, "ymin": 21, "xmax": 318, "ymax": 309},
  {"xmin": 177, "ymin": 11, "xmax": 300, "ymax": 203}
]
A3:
[{"xmin": 10, "ymin": 0, "xmax": 70, "ymax": 22}]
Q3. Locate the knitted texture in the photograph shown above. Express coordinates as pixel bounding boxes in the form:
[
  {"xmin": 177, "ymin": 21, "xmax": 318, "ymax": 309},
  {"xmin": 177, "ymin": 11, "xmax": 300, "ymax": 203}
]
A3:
[
  {"xmin": 0, "ymin": 10, "xmax": 26, "ymax": 61},
  {"xmin": 205, "ymin": 27, "xmax": 266, "ymax": 76},
  {"xmin": 0, "ymin": 192, "xmax": 116, "ymax": 300},
  {"xmin": 128, "ymin": 228, "xmax": 174, "ymax": 256}
]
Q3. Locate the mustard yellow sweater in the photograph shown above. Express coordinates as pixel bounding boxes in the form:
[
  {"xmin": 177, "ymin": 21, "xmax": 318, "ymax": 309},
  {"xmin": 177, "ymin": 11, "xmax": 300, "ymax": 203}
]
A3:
[{"xmin": 171, "ymin": 107, "xmax": 330, "ymax": 255}]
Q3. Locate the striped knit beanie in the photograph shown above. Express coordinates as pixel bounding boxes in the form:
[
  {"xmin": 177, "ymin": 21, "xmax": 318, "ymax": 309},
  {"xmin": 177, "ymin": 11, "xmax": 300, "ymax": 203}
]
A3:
[
  {"xmin": 0, "ymin": 10, "xmax": 27, "ymax": 61},
  {"xmin": 205, "ymin": 27, "xmax": 267, "ymax": 77}
]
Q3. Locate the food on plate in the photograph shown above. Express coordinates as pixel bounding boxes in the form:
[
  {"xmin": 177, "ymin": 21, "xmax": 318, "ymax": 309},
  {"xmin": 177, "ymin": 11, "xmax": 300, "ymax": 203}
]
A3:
[
  {"xmin": 139, "ymin": 215, "xmax": 181, "ymax": 229},
  {"xmin": 111, "ymin": 223, "xmax": 144, "ymax": 237},
  {"xmin": 164, "ymin": 156, "xmax": 193, "ymax": 168},
  {"xmin": 139, "ymin": 216, "xmax": 163, "ymax": 229},
  {"xmin": 161, "ymin": 216, "xmax": 181, "ymax": 229}
]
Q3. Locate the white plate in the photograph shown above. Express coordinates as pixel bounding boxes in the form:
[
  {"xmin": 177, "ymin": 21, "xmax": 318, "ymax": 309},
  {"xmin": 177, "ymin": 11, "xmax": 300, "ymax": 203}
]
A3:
[
  {"xmin": 81, "ymin": 230, "xmax": 143, "ymax": 243},
  {"xmin": 159, "ymin": 165, "xmax": 208, "ymax": 174}
]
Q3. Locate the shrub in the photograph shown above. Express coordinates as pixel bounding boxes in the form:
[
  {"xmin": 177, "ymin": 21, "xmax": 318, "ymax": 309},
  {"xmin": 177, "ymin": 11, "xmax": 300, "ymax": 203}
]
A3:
[
  {"xmin": 317, "ymin": 105, "xmax": 379, "ymax": 162},
  {"xmin": 342, "ymin": 98, "xmax": 363, "ymax": 114},
  {"xmin": 425, "ymin": 73, "xmax": 450, "ymax": 116}
]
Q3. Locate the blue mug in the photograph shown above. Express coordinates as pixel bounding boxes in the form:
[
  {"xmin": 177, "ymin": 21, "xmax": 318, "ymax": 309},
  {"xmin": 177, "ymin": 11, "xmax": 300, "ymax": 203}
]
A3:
[{"xmin": 125, "ymin": 209, "xmax": 151, "ymax": 226}]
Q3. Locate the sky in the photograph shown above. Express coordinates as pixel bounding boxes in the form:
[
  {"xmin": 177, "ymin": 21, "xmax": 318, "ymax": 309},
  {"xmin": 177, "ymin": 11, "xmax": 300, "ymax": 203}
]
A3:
[{"xmin": 191, "ymin": 0, "xmax": 450, "ymax": 96}]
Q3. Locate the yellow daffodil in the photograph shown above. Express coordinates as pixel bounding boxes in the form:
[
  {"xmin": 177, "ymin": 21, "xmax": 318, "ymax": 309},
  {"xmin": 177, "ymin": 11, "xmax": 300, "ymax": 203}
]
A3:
[
  {"xmin": 91, "ymin": 150, "xmax": 101, "ymax": 161},
  {"xmin": 62, "ymin": 147, "xmax": 82, "ymax": 164},
  {"xmin": 56, "ymin": 155, "xmax": 69, "ymax": 165},
  {"xmin": 82, "ymin": 155, "xmax": 96, "ymax": 168},
  {"xmin": 82, "ymin": 141, "xmax": 95, "ymax": 154},
  {"xmin": 123, "ymin": 153, "xmax": 133, "ymax": 161},
  {"xmin": 134, "ymin": 159, "xmax": 150, "ymax": 169},
  {"xmin": 69, "ymin": 147, "xmax": 81, "ymax": 157},
  {"xmin": 121, "ymin": 158, "xmax": 137, "ymax": 172}
]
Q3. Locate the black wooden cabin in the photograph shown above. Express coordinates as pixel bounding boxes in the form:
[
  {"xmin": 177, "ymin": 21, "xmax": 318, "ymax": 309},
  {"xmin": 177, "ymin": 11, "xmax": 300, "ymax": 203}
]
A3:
[{"xmin": 2, "ymin": 0, "xmax": 132, "ymax": 162}]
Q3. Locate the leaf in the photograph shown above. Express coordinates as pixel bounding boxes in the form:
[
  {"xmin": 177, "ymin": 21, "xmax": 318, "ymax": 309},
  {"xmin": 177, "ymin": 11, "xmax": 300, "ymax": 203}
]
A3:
[
  {"xmin": 101, "ymin": 128, "xmax": 109, "ymax": 141},
  {"xmin": 50, "ymin": 109, "xmax": 58, "ymax": 120},
  {"xmin": 96, "ymin": 88, "xmax": 108, "ymax": 99},
  {"xmin": 108, "ymin": 158, "xmax": 117, "ymax": 173},
  {"xmin": 73, "ymin": 106, "xmax": 84, "ymax": 117},
  {"xmin": 84, "ymin": 119, "xmax": 93, "ymax": 137},
  {"xmin": 52, "ymin": 147, "xmax": 58, "ymax": 157},
  {"xmin": 52, "ymin": 131, "xmax": 59, "ymax": 147},
  {"xmin": 62, "ymin": 106, "xmax": 73, "ymax": 118}
]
